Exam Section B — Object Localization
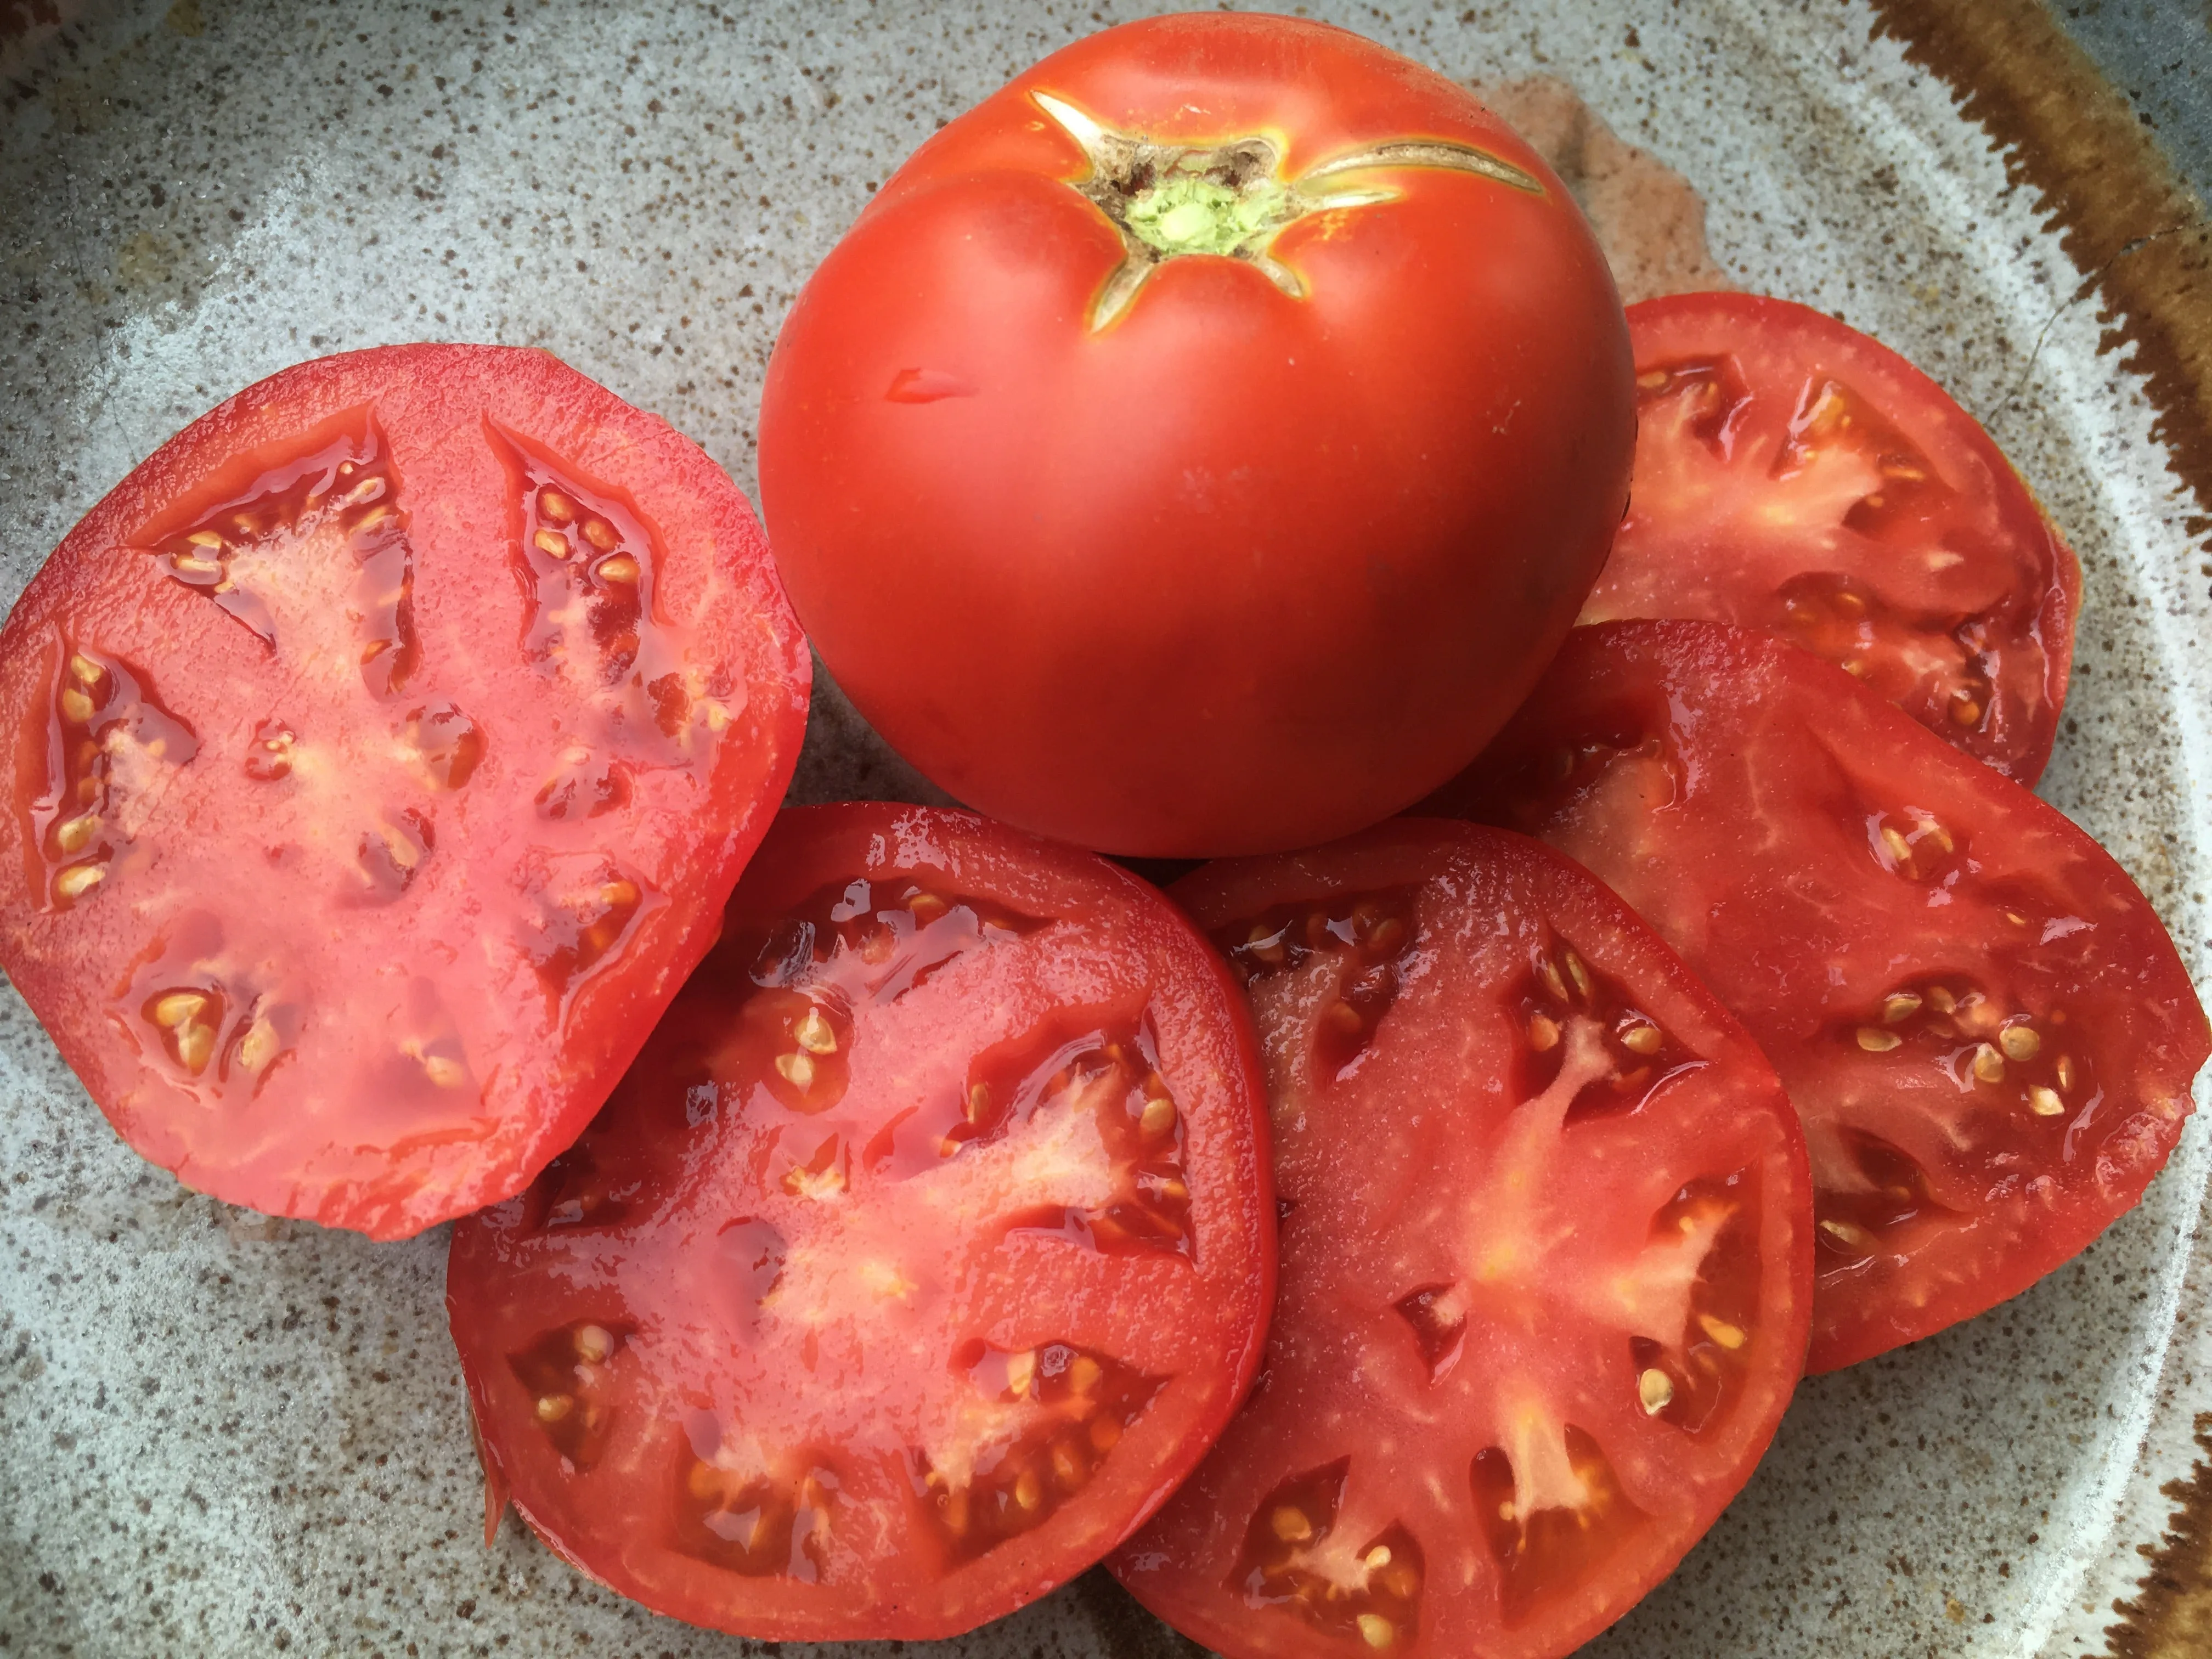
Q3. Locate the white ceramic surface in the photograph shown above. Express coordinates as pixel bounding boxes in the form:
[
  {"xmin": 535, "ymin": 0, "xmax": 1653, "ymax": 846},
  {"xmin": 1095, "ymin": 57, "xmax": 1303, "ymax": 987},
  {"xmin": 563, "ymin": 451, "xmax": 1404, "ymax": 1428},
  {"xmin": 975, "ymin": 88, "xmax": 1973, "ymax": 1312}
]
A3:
[{"xmin": 1, "ymin": 2, "xmax": 2207, "ymax": 1655}]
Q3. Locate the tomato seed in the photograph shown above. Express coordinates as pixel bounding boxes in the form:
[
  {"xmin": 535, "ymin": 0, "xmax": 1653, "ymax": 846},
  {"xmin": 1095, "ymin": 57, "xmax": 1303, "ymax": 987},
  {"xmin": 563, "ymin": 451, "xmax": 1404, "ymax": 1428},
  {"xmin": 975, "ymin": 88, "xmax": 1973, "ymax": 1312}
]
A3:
[
  {"xmin": 596, "ymin": 555, "xmax": 640, "ymax": 584},
  {"xmin": 535, "ymin": 1394, "xmax": 574, "ymax": 1423},
  {"xmin": 58, "ymin": 687, "xmax": 94, "ymax": 724},
  {"xmin": 1637, "ymin": 1368, "xmax": 1674, "ymax": 1414},
  {"xmin": 2029, "ymin": 1086, "xmax": 2066, "ymax": 1117},
  {"xmin": 539, "ymin": 489, "xmax": 577, "ymax": 523},
  {"xmin": 1620, "ymin": 1023, "xmax": 1661, "ymax": 1055},
  {"xmin": 776, "ymin": 1052, "xmax": 816, "ymax": 1090},
  {"xmin": 2057, "ymin": 1055, "xmax": 2078, "ymax": 1091},
  {"xmin": 582, "ymin": 518, "xmax": 619, "ymax": 551},
  {"xmin": 1855, "ymin": 1027, "xmax": 1901, "ymax": 1052},
  {"xmin": 965, "ymin": 1083, "xmax": 991, "ymax": 1124},
  {"xmin": 1139, "ymin": 1096, "xmax": 1176, "ymax": 1138},
  {"xmin": 793, "ymin": 1007, "xmax": 838, "ymax": 1055},
  {"xmin": 54, "ymin": 863, "xmax": 105, "ymax": 900},
  {"xmin": 573, "ymin": 1324, "xmax": 614, "ymax": 1363},
  {"xmin": 237, "ymin": 1017, "xmax": 280, "ymax": 1074},
  {"xmin": 1562, "ymin": 950, "xmax": 1592, "ymax": 999},
  {"xmin": 1068, "ymin": 1355, "xmax": 1103, "ymax": 1394},
  {"xmin": 1999, "ymin": 1025, "xmax": 2040, "ymax": 1060},
  {"xmin": 1926, "ymin": 985, "xmax": 1959, "ymax": 1013},
  {"xmin": 1363, "ymin": 1545, "xmax": 1392, "ymax": 1570},
  {"xmin": 1971, "ymin": 1044, "xmax": 2005, "ymax": 1084},
  {"xmin": 1820, "ymin": 1218, "xmax": 1876, "ymax": 1252},
  {"xmin": 1013, "ymin": 1469, "xmax": 1042, "ymax": 1511},
  {"xmin": 1527, "ymin": 1013, "xmax": 1560, "ymax": 1052},
  {"xmin": 1697, "ymin": 1314, "xmax": 1747, "ymax": 1350},
  {"xmin": 1050, "ymin": 1438, "xmax": 1086, "ymax": 1487},
  {"xmin": 1357, "ymin": 1614, "xmax": 1395, "ymax": 1649},
  {"xmin": 424, "ymin": 1054, "xmax": 466, "ymax": 1088},
  {"xmin": 152, "ymin": 991, "xmax": 208, "ymax": 1029},
  {"xmin": 533, "ymin": 529, "xmax": 571, "ymax": 561},
  {"xmin": 1950, "ymin": 696, "xmax": 1983, "ymax": 726},
  {"xmin": 1271, "ymin": 1505, "xmax": 1313, "ymax": 1543},
  {"xmin": 1882, "ymin": 993, "xmax": 1922, "ymax": 1023},
  {"xmin": 54, "ymin": 812, "xmax": 99, "ymax": 854}
]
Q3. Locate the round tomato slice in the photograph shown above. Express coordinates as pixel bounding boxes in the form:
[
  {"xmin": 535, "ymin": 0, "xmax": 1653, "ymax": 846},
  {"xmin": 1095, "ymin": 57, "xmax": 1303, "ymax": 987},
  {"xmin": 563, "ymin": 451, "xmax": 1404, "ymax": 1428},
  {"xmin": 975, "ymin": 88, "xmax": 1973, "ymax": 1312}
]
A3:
[
  {"xmin": 1427, "ymin": 620, "xmax": 2210, "ymax": 1373},
  {"xmin": 760, "ymin": 13, "xmax": 1632, "ymax": 857},
  {"xmin": 445, "ymin": 803, "xmax": 1274, "ymax": 1641},
  {"xmin": 1112, "ymin": 820, "xmax": 1811, "ymax": 1659},
  {"xmin": 0, "ymin": 346, "xmax": 810, "ymax": 1238},
  {"xmin": 1581, "ymin": 292, "xmax": 2080, "ymax": 781}
]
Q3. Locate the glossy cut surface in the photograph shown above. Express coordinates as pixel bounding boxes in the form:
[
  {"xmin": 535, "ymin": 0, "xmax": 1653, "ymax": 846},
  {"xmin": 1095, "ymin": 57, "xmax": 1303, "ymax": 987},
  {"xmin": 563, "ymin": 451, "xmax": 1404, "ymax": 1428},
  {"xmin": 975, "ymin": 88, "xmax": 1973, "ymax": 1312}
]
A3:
[
  {"xmin": 760, "ymin": 13, "xmax": 1634, "ymax": 855},
  {"xmin": 1115, "ymin": 820, "xmax": 1811, "ymax": 1659},
  {"xmin": 0, "ymin": 345, "xmax": 811, "ymax": 1238},
  {"xmin": 1429, "ymin": 621, "xmax": 2208, "ymax": 1371},
  {"xmin": 1582, "ymin": 292, "xmax": 2079, "ymax": 781},
  {"xmin": 447, "ymin": 804, "xmax": 1276, "ymax": 1641}
]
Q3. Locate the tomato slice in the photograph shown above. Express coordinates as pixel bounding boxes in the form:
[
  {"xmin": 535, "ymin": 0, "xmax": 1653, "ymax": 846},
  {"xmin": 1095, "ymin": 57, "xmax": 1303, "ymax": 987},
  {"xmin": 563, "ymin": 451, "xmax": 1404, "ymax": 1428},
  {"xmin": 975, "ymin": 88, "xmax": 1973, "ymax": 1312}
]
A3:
[
  {"xmin": 1427, "ymin": 620, "xmax": 2209, "ymax": 1373},
  {"xmin": 445, "ymin": 804, "xmax": 1275, "ymax": 1640},
  {"xmin": 1581, "ymin": 292, "xmax": 2080, "ymax": 781},
  {"xmin": 0, "ymin": 346, "xmax": 810, "ymax": 1238},
  {"xmin": 1111, "ymin": 820, "xmax": 1811, "ymax": 1659}
]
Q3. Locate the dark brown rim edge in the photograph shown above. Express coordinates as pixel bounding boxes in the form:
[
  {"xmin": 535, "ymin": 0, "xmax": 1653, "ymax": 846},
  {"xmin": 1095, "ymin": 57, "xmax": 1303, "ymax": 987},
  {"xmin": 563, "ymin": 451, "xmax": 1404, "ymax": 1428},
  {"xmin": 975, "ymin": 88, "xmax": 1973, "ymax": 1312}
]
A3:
[{"xmin": 1864, "ymin": 4, "xmax": 2212, "ymax": 1652}]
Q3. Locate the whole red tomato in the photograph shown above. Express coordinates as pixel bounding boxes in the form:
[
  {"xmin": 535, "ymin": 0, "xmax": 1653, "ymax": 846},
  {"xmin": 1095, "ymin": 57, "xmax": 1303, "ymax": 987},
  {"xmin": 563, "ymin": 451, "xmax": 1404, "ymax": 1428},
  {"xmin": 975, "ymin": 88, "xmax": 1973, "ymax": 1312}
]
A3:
[{"xmin": 759, "ymin": 13, "xmax": 1633, "ymax": 857}]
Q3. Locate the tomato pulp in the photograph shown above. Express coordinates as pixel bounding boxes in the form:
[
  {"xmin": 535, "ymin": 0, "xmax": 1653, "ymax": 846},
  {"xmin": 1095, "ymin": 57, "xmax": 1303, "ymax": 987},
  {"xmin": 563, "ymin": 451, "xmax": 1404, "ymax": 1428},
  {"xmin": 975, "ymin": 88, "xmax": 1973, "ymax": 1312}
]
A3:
[
  {"xmin": 0, "ymin": 346, "xmax": 810, "ymax": 1238},
  {"xmin": 1582, "ymin": 292, "xmax": 2079, "ymax": 781},
  {"xmin": 1429, "ymin": 620, "xmax": 2208, "ymax": 1372},
  {"xmin": 447, "ymin": 804, "xmax": 1276, "ymax": 1640},
  {"xmin": 760, "ymin": 13, "xmax": 1634, "ymax": 856},
  {"xmin": 1115, "ymin": 821, "xmax": 1810, "ymax": 1658}
]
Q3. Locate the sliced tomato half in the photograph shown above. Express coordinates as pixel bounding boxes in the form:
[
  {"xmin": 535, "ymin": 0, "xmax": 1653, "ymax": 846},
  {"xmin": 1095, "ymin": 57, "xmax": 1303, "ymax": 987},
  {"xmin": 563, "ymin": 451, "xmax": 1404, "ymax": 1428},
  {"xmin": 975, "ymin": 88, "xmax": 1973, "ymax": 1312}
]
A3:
[
  {"xmin": 1581, "ymin": 292, "xmax": 2079, "ymax": 781},
  {"xmin": 0, "ymin": 346, "xmax": 810, "ymax": 1237},
  {"xmin": 1428, "ymin": 620, "xmax": 2209, "ymax": 1372},
  {"xmin": 1111, "ymin": 819, "xmax": 1811, "ymax": 1659},
  {"xmin": 447, "ymin": 803, "xmax": 1275, "ymax": 1641}
]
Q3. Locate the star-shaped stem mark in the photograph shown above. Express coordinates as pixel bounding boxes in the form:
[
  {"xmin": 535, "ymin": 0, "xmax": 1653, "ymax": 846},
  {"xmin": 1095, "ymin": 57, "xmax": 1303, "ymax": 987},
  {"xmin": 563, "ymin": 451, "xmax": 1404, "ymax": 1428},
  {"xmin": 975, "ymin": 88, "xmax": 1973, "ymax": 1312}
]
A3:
[{"xmin": 1032, "ymin": 91, "xmax": 1542, "ymax": 330}]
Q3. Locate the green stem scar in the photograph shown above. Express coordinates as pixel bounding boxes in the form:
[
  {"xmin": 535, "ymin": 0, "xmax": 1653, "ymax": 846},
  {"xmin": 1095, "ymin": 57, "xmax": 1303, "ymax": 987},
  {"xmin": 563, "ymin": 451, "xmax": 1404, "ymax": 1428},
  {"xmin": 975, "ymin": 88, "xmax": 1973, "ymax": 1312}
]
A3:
[{"xmin": 1031, "ymin": 91, "xmax": 1543, "ymax": 331}]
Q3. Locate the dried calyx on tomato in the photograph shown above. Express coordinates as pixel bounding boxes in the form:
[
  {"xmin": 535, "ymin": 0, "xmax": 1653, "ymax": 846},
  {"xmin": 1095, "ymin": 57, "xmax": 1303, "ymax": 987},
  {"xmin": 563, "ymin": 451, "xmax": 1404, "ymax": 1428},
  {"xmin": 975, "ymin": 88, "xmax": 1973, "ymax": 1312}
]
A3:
[
  {"xmin": 1427, "ymin": 620, "xmax": 2209, "ymax": 1372},
  {"xmin": 448, "ymin": 804, "xmax": 1276, "ymax": 1641},
  {"xmin": 0, "ymin": 345, "xmax": 810, "ymax": 1238},
  {"xmin": 1115, "ymin": 820, "xmax": 1812, "ymax": 1659},
  {"xmin": 761, "ymin": 12, "xmax": 1634, "ymax": 857}
]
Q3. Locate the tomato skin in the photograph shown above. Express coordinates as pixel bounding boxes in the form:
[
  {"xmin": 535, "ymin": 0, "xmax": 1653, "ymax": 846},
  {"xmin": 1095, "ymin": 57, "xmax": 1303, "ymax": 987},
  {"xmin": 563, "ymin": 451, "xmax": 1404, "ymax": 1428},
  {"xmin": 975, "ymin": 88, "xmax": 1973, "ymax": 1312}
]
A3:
[
  {"xmin": 448, "ymin": 803, "xmax": 1275, "ymax": 1641},
  {"xmin": 1584, "ymin": 292, "xmax": 2079, "ymax": 781},
  {"xmin": 1115, "ymin": 819, "xmax": 1812, "ymax": 1659},
  {"xmin": 1427, "ymin": 620, "xmax": 2209, "ymax": 1372},
  {"xmin": 759, "ymin": 13, "xmax": 1633, "ymax": 857},
  {"xmin": 0, "ymin": 346, "xmax": 810, "ymax": 1238}
]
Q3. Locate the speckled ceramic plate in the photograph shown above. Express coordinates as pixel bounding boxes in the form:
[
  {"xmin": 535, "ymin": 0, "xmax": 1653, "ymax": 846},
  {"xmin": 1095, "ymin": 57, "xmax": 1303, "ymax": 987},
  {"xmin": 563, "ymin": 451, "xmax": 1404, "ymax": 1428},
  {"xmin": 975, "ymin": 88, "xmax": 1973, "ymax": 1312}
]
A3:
[{"xmin": 3, "ymin": 2, "xmax": 2209, "ymax": 1656}]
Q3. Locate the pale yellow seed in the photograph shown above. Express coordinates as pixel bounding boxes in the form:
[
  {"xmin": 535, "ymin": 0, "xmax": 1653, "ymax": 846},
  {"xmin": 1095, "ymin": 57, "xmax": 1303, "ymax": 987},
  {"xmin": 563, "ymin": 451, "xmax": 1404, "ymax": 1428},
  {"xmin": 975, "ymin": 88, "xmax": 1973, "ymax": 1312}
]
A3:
[
  {"xmin": 424, "ymin": 1054, "xmax": 467, "ymax": 1088},
  {"xmin": 1926, "ymin": 985, "xmax": 1958, "ymax": 1014},
  {"xmin": 1639, "ymin": 1367, "xmax": 1675, "ymax": 1414},
  {"xmin": 1271, "ymin": 1506, "xmax": 1313, "ymax": 1544},
  {"xmin": 1539, "ymin": 960, "xmax": 1568, "ymax": 1002},
  {"xmin": 581, "ymin": 518, "xmax": 619, "ymax": 551},
  {"xmin": 1857, "ymin": 1027, "xmax": 1901, "ymax": 1053},
  {"xmin": 1842, "ymin": 658, "xmax": 1871, "ymax": 678},
  {"xmin": 59, "ymin": 687, "xmax": 95, "ymax": 724},
  {"xmin": 237, "ymin": 1017, "xmax": 280, "ymax": 1074},
  {"xmin": 600, "ymin": 879, "xmax": 640, "ymax": 909},
  {"xmin": 67, "ymin": 653, "xmax": 103, "ymax": 686},
  {"xmin": 1833, "ymin": 590, "xmax": 1867, "ymax": 616},
  {"xmin": 172, "ymin": 553, "xmax": 223, "ymax": 576},
  {"xmin": 533, "ymin": 528, "xmax": 571, "ymax": 561},
  {"xmin": 1972, "ymin": 1043, "xmax": 2006, "ymax": 1084},
  {"xmin": 595, "ymin": 554, "xmax": 640, "ymax": 584},
  {"xmin": 1637, "ymin": 370, "xmax": 1669, "ymax": 390},
  {"xmin": 1621, "ymin": 1023, "xmax": 1662, "ymax": 1056},
  {"xmin": 1014, "ymin": 1469, "xmax": 1042, "ymax": 1511},
  {"xmin": 1883, "ymin": 992, "xmax": 1923, "ymax": 1023},
  {"xmin": 186, "ymin": 529, "xmax": 225, "ymax": 550},
  {"xmin": 1498, "ymin": 1501, "xmax": 1517, "ymax": 1522},
  {"xmin": 55, "ymin": 862, "xmax": 105, "ymax": 899},
  {"xmin": 1139, "ymin": 1095, "xmax": 1177, "ymax": 1138},
  {"xmin": 1050, "ymin": 1438, "xmax": 1085, "ymax": 1487},
  {"xmin": 1563, "ymin": 949, "xmax": 1592, "ymax": 999},
  {"xmin": 1821, "ymin": 1217, "xmax": 1877, "ymax": 1250},
  {"xmin": 1699, "ymin": 1314, "xmax": 1747, "ymax": 1350},
  {"xmin": 2029, "ymin": 1086, "xmax": 2067, "ymax": 1117},
  {"xmin": 1922, "ymin": 820, "xmax": 1955, "ymax": 854},
  {"xmin": 151, "ymin": 990, "xmax": 208, "ymax": 1029},
  {"xmin": 1881, "ymin": 826, "xmax": 1913, "ymax": 863},
  {"xmin": 909, "ymin": 891, "xmax": 949, "ymax": 923},
  {"xmin": 1068, "ymin": 1355, "xmax": 1103, "ymax": 1394},
  {"xmin": 966, "ymin": 1082, "xmax": 991, "ymax": 1124},
  {"xmin": 1364, "ymin": 1545, "xmax": 1394, "ymax": 1571},
  {"xmin": 776, "ymin": 1051, "xmax": 816, "ymax": 1090},
  {"xmin": 535, "ymin": 1394, "xmax": 573, "ymax": 1423},
  {"xmin": 1357, "ymin": 1615, "xmax": 1396, "ymax": 1650},
  {"xmin": 55, "ymin": 812, "xmax": 99, "ymax": 854},
  {"xmin": 539, "ymin": 490, "xmax": 577, "ymax": 523},
  {"xmin": 2057, "ymin": 1056, "xmax": 2078, "ymax": 1092},
  {"xmin": 1951, "ymin": 697, "xmax": 1984, "ymax": 726},
  {"xmin": 2000, "ymin": 1025, "xmax": 2041, "ymax": 1061},
  {"xmin": 793, "ymin": 1007, "xmax": 838, "ymax": 1055},
  {"xmin": 1006, "ymin": 1348, "xmax": 1038, "ymax": 1398},
  {"xmin": 175, "ymin": 1021, "xmax": 215, "ymax": 1074},
  {"xmin": 573, "ymin": 1324, "xmax": 614, "ymax": 1363},
  {"xmin": 1528, "ymin": 1013, "xmax": 1561, "ymax": 1052}
]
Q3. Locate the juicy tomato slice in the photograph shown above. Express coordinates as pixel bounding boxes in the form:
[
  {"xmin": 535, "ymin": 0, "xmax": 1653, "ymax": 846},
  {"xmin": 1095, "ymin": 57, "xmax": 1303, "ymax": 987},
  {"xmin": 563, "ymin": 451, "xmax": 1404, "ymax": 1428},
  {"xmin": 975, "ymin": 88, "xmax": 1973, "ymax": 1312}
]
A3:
[
  {"xmin": 446, "ymin": 804, "xmax": 1275, "ymax": 1641},
  {"xmin": 0, "ymin": 346, "xmax": 810, "ymax": 1238},
  {"xmin": 1581, "ymin": 292, "xmax": 2080, "ymax": 782},
  {"xmin": 1428, "ymin": 620, "xmax": 2209, "ymax": 1373},
  {"xmin": 1111, "ymin": 820, "xmax": 1811, "ymax": 1659}
]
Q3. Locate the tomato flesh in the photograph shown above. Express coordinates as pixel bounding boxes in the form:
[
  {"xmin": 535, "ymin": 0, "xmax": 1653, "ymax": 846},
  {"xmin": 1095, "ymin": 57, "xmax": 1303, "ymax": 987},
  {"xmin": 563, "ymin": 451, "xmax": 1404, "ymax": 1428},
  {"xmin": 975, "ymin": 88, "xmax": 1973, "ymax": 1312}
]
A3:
[
  {"xmin": 1112, "ymin": 820, "xmax": 1811, "ymax": 1659},
  {"xmin": 0, "ymin": 346, "xmax": 810, "ymax": 1238},
  {"xmin": 447, "ymin": 804, "xmax": 1274, "ymax": 1640},
  {"xmin": 1582, "ymin": 292, "xmax": 2079, "ymax": 781},
  {"xmin": 760, "ymin": 13, "xmax": 1633, "ymax": 856},
  {"xmin": 1428, "ymin": 620, "xmax": 2209, "ymax": 1372}
]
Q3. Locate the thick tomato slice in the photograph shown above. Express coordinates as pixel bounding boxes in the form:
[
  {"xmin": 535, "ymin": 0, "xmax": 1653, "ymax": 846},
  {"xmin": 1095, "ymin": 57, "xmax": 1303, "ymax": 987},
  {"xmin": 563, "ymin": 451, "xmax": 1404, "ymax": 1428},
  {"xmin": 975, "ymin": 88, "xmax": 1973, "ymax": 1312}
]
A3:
[
  {"xmin": 760, "ymin": 13, "xmax": 1632, "ymax": 857},
  {"xmin": 445, "ymin": 804, "xmax": 1275, "ymax": 1641},
  {"xmin": 1112, "ymin": 820, "xmax": 1811, "ymax": 1659},
  {"xmin": 1428, "ymin": 620, "xmax": 2209, "ymax": 1372},
  {"xmin": 0, "ymin": 346, "xmax": 810, "ymax": 1238},
  {"xmin": 1581, "ymin": 292, "xmax": 2079, "ymax": 781}
]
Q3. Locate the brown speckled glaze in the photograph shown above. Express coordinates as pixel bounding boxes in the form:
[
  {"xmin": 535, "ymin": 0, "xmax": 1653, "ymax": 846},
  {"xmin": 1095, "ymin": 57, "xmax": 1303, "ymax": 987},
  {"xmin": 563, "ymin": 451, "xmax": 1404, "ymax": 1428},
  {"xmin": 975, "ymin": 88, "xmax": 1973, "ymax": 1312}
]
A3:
[{"xmin": 0, "ymin": 3, "xmax": 2206, "ymax": 1657}]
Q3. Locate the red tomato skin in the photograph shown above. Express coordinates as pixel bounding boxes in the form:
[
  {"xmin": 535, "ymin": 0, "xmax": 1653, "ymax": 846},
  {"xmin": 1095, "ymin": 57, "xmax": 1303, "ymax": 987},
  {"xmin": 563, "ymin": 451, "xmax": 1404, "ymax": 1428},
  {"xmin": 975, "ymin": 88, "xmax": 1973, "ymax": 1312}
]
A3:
[
  {"xmin": 1427, "ymin": 620, "xmax": 2209, "ymax": 1372},
  {"xmin": 449, "ymin": 804, "xmax": 1276, "ymax": 1641},
  {"xmin": 759, "ymin": 13, "xmax": 1633, "ymax": 857},
  {"xmin": 1114, "ymin": 820, "xmax": 1812, "ymax": 1659},
  {"xmin": 1584, "ymin": 292, "xmax": 2079, "ymax": 782},
  {"xmin": 0, "ymin": 346, "xmax": 811, "ymax": 1238}
]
